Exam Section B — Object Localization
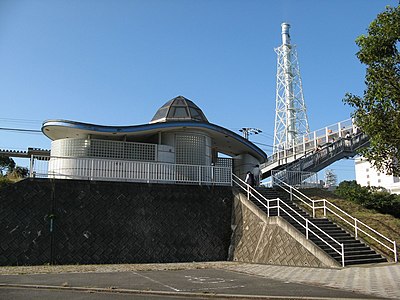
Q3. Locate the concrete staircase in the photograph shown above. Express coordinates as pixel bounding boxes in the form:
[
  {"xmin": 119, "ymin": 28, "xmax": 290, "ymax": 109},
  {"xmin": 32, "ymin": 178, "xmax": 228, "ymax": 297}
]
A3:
[{"xmin": 251, "ymin": 187, "xmax": 387, "ymax": 266}]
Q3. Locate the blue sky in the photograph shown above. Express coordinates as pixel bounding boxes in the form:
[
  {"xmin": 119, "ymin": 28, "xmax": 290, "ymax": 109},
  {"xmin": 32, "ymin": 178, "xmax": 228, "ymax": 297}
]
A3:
[{"xmin": 0, "ymin": 0, "xmax": 398, "ymax": 182}]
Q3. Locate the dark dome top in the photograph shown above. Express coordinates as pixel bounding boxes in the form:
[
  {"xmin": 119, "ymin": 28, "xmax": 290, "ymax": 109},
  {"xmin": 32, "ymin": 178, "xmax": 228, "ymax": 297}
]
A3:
[{"xmin": 150, "ymin": 96, "xmax": 209, "ymax": 124}]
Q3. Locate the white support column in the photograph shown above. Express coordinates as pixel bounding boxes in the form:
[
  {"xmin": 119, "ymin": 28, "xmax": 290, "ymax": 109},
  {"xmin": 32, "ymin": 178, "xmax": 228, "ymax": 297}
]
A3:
[
  {"xmin": 325, "ymin": 127, "xmax": 329, "ymax": 143},
  {"xmin": 341, "ymin": 244, "xmax": 345, "ymax": 267},
  {"xmin": 29, "ymin": 155, "xmax": 34, "ymax": 177},
  {"xmin": 306, "ymin": 219, "xmax": 309, "ymax": 239},
  {"xmin": 355, "ymin": 219, "xmax": 358, "ymax": 238}
]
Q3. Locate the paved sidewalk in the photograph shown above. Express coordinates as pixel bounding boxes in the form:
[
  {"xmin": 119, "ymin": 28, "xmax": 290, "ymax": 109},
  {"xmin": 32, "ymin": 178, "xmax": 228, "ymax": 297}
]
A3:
[
  {"xmin": 222, "ymin": 263, "xmax": 400, "ymax": 299},
  {"xmin": 1, "ymin": 262, "xmax": 399, "ymax": 299}
]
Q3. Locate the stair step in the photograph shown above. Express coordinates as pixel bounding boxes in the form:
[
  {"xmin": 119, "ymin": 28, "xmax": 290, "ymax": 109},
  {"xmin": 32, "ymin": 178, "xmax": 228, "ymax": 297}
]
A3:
[
  {"xmin": 308, "ymin": 220, "xmax": 338, "ymax": 225},
  {"xmin": 332, "ymin": 253, "xmax": 384, "ymax": 260},
  {"xmin": 312, "ymin": 238, "xmax": 363, "ymax": 244},
  {"xmin": 312, "ymin": 240, "xmax": 364, "ymax": 249},
  {"xmin": 248, "ymin": 188, "xmax": 386, "ymax": 267},
  {"xmin": 344, "ymin": 257, "xmax": 387, "ymax": 266}
]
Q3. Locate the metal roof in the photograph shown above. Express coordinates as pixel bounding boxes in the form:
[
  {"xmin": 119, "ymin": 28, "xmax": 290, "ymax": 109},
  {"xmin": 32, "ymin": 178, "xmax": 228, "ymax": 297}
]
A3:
[{"xmin": 150, "ymin": 96, "xmax": 209, "ymax": 124}]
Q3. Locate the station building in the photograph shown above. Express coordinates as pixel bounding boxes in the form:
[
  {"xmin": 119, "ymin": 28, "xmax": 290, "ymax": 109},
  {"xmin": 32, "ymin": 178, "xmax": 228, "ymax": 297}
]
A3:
[{"xmin": 41, "ymin": 96, "xmax": 267, "ymax": 184}]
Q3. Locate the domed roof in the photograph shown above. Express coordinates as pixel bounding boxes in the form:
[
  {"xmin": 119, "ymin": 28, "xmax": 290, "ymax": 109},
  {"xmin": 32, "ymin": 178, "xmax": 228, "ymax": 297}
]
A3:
[{"xmin": 150, "ymin": 96, "xmax": 209, "ymax": 124}]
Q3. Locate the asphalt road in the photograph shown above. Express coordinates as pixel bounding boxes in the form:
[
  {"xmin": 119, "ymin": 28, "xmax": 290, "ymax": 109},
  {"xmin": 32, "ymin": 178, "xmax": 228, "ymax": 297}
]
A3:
[{"xmin": 0, "ymin": 268, "xmax": 379, "ymax": 299}]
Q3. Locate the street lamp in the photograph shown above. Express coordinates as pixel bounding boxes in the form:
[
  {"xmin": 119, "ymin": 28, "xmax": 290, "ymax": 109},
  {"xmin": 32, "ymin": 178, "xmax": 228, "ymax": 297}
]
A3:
[{"xmin": 239, "ymin": 128, "xmax": 262, "ymax": 140}]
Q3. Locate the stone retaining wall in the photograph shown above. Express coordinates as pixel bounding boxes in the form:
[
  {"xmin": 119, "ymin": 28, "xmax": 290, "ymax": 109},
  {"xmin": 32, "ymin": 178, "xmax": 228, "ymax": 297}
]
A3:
[{"xmin": 0, "ymin": 179, "xmax": 233, "ymax": 266}]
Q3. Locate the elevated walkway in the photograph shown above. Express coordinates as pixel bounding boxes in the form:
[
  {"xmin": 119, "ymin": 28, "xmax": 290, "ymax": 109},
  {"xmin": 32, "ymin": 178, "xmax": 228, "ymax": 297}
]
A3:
[
  {"xmin": 271, "ymin": 133, "xmax": 369, "ymax": 185},
  {"xmin": 261, "ymin": 118, "xmax": 368, "ymax": 181}
]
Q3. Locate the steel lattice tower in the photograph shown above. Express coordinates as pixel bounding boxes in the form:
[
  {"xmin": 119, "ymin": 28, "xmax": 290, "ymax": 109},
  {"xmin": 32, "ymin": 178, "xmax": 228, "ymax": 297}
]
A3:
[{"xmin": 273, "ymin": 23, "xmax": 310, "ymax": 153}]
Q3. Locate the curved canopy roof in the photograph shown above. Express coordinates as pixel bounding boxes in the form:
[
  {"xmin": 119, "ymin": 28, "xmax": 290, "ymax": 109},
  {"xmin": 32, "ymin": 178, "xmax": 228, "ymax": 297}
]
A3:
[
  {"xmin": 150, "ymin": 96, "xmax": 208, "ymax": 124},
  {"xmin": 42, "ymin": 96, "xmax": 268, "ymax": 162}
]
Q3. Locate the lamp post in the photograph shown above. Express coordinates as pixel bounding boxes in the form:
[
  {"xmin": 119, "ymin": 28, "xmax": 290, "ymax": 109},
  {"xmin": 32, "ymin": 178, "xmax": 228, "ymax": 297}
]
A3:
[{"xmin": 240, "ymin": 128, "xmax": 262, "ymax": 140}]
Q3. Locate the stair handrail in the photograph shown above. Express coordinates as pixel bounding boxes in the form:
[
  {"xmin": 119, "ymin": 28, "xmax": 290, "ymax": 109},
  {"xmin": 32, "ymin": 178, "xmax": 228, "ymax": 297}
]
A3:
[
  {"xmin": 232, "ymin": 173, "xmax": 345, "ymax": 266},
  {"xmin": 316, "ymin": 199, "xmax": 398, "ymax": 263},
  {"xmin": 272, "ymin": 176, "xmax": 318, "ymax": 217},
  {"xmin": 272, "ymin": 176, "xmax": 398, "ymax": 263}
]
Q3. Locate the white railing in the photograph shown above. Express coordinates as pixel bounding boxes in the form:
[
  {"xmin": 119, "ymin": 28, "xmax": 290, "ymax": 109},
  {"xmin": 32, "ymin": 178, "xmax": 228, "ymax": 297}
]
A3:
[
  {"xmin": 232, "ymin": 173, "xmax": 345, "ymax": 267},
  {"xmin": 271, "ymin": 170, "xmax": 320, "ymax": 188},
  {"xmin": 30, "ymin": 155, "xmax": 232, "ymax": 186},
  {"xmin": 268, "ymin": 118, "xmax": 356, "ymax": 166},
  {"xmin": 272, "ymin": 176, "xmax": 398, "ymax": 263}
]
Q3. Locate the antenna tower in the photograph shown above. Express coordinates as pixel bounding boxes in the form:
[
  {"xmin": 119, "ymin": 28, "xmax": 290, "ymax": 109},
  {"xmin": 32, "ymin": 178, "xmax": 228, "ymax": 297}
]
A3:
[{"xmin": 273, "ymin": 23, "xmax": 310, "ymax": 153}]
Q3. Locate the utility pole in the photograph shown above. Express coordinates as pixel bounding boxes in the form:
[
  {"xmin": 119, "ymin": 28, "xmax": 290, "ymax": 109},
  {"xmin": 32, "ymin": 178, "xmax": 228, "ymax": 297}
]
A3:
[{"xmin": 240, "ymin": 128, "xmax": 262, "ymax": 140}]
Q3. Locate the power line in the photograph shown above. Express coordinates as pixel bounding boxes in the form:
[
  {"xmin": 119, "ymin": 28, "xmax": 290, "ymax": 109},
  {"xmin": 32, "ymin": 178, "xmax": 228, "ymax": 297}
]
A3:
[
  {"xmin": 253, "ymin": 141, "xmax": 274, "ymax": 148},
  {"xmin": 0, "ymin": 117, "xmax": 41, "ymax": 122},
  {"xmin": 0, "ymin": 127, "xmax": 42, "ymax": 134}
]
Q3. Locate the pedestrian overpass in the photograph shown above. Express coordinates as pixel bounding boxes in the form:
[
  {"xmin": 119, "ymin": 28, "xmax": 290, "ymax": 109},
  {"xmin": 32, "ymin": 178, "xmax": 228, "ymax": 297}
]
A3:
[{"xmin": 260, "ymin": 118, "xmax": 369, "ymax": 184}]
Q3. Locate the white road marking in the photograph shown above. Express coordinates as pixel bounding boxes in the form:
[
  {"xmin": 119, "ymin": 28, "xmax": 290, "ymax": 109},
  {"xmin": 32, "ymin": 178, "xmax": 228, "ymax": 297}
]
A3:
[
  {"xmin": 185, "ymin": 275, "xmax": 227, "ymax": 284},
  {"xmin": 184, "ymin": 285, "xmax": 245, "ymax": 291},
  {"xmin": 131, "ymin": 272, "xmax": 180, "ymax": 292}
]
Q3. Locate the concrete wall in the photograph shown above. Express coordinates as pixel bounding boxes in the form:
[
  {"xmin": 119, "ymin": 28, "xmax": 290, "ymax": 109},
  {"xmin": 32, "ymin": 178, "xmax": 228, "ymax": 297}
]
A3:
[
  {"xmin": 229, "ymin": 191, "xmax": 339, "ymax": 268},
  {"xmin": 233, "ymin": 153, "xmax": 260, "ymax": 180},
  {"xmin": 0, "ymin": 179, "xmax": 233, "ymax": 266}
]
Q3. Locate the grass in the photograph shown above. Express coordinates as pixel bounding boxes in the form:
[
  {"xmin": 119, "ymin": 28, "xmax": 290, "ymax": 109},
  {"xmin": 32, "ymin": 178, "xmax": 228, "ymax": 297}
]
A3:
[{"xmin": 298, "ymin": 188, "xmax": 400, "ymax": 261}]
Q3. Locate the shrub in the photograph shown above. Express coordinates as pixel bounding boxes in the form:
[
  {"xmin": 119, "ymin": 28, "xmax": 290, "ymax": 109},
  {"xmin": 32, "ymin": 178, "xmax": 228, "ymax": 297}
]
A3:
[
  {"xmin": 335, "ymin": 180, "xmax": 400, "ymax": 218},
  {"xmin": 0, "ymin": 176, "xmax": 11, "ymax": 190}
]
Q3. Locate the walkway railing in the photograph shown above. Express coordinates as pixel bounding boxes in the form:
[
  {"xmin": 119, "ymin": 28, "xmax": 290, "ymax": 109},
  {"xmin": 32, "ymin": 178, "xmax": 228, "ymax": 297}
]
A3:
[
  {"xmin": 272, "ymin": 176, "xmax": 398, "ymax": 263},
  {"xmin": 266, "ymin": 118, "xmax": 357, "ymax": 167},
  {"xmin": 232, "ymin": 173, "xmax": 345, "ymax": 267},
  {"xmin": 271, "ymin": 170, "xmax": 319, "ymax": 188},
  {"xmin": 29, "ymin": 155, "xmax": 232, "ymax": 186}
]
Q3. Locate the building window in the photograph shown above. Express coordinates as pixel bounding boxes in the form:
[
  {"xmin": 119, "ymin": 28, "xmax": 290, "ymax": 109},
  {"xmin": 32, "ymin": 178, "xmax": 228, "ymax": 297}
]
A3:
[
  {"xmin": 366, "ymin": 168, "xmax": 369, "ymax": 172},
  {"xmin": 366, "ymin": 175, "xmax": 369, "ymax": 179},
  {"xmin": 175, "ymin": 134, "xmax": 206, "ymax": 165},
  {"xmin": 51, "ymin": 139, "xmax": 157, "ymax": 161},
  {"xmin": 367, "ymin": 181, "xmax": 370, "ymax": 186},
  {"xmin": 394, "ymin": 177, "xmax": 399, "ymax": 183},
  {"xmin": 377, "ymin": 173, "xmax": 380, "ymax": 176},
  {"xmin": 378, "ymin": 179, "xmax": 381, "ymax": 184}
]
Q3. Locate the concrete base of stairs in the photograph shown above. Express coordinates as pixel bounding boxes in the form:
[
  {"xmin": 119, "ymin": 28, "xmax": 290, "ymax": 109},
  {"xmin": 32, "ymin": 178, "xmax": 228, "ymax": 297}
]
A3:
[{"xmin": 229, "ymin": 190, "xmax": 340, "ymax": 268}]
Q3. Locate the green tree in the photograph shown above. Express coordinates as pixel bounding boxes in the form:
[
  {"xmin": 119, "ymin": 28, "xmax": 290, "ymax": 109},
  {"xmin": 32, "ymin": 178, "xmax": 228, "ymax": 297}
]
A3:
[
  {"xmin": 344, "ymin": 5, "xmax": 400, "ymax": 176},
  {"xmin": 335, "ymin": 180, "xmax": 400, "ymax": 218},
  {"xmin": 8, "ymin": 166, "xmax": 29, "ymax": 179},
  {"xmin": 335, "ymin": 180, "xmax": 371, "ymax": 204},
  {"xmin": 0, "ymin": 155, "xmax": 15, "ymax": 175}
]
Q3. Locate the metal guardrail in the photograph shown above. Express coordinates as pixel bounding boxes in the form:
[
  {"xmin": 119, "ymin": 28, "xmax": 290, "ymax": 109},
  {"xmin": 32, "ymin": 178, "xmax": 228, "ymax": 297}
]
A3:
[
  {"xmin": 272, "ymin": 176, "xmax": 398, "ymax": 263},
  {"xmin": 232, "ymin": 173, "xmax": 345, "ymax": 267},
  {"xmin": 29, "ymin": 155, "xmax": 232, "ymax": 186},
  {"xmin": 271, "ymin": 170, "xmax": 319, "ymax": 188}
]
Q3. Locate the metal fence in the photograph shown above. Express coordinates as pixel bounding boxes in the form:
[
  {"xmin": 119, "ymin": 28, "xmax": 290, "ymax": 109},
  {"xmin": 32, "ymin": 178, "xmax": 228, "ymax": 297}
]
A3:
[
  {"xmin": 271, "ymin": 170, "xmax": 320, "ymax": 188},
  {"xmin": 30, "ymin": 155, "xmax": 232, "ymax": 186}
]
